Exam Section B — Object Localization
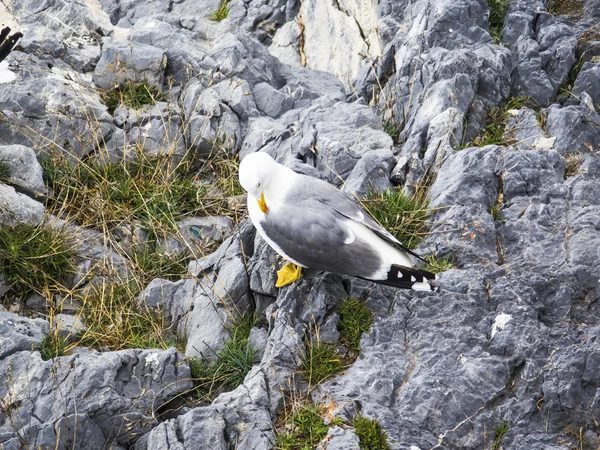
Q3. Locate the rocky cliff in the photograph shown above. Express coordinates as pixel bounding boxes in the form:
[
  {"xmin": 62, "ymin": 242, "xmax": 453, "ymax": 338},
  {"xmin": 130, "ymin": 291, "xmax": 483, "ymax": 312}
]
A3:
[{"xmin": 0, "ymin": 0, "xmax": 599, "ymax": 448}]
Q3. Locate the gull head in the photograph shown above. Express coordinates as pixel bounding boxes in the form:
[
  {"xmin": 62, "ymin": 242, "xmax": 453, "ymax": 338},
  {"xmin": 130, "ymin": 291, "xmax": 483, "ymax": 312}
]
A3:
[{"xmin": 239, "ymin": 152, "xmax": 279, "ymax": 213}]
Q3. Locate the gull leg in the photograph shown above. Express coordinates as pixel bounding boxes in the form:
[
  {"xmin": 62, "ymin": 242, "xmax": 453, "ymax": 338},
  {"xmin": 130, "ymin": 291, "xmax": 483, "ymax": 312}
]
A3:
[{"xmin": 275, "ymin": 262, "xmax": 303, "ymax": 287}]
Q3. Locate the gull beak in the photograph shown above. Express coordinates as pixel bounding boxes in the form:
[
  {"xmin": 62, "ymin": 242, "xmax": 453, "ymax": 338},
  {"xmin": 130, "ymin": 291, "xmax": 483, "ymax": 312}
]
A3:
[{"xmin": 257, "ymin": 192, "xmax": 269, "ymax": 214}]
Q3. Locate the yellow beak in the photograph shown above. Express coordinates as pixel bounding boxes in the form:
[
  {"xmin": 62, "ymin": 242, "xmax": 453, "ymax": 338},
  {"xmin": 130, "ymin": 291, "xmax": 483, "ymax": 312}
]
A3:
[{"xmin": 257, "ymin": 192, "xmax": 269, "ymax": 214}]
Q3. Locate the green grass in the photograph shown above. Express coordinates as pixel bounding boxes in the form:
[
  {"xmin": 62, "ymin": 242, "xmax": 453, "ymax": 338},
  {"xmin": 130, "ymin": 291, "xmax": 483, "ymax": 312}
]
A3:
[
  {"xmin": 275, "ymin": 403, "xmax": 331, "ymax": 450},
  {"xmin": 0, "ymin": 161, "xmax": 11, "ymax": 183},
  {"xmin": 492, "ymin": 422, "xmax": 509, "ymax": 450},
  {"xmin": 190, "ymin": 312, "xmax": 259, "ymax": 402},
  {"xmin": 489, "ymin": 204, "xmax": 503, "ymax": 222},
  {"xmin": 130, "ymin": 244, "xmax": 189, "ymax": 284},
  {"xmin": 41, "ymin": 148, "xmax": 241, "ymax": 239},
  {"xmin": 363, "ymin": 188, "xmax": 430, "ymax": 250},
  {"xmin": 0, "ymin": 224, "xmax": 76, "ymax": 297},
  {"xmin": 423, "ymin": 254, "xmax": 456, "ymax": 274},
  {"xmin": 209, "ymin": 0, "xmax": 231, "ymax": 21},
  {"xmin": 302, "ymin": 341, "xmax": 344, "ymax": 385},
  {"xmin": 77, "ymin": 279, "xmax": 174, "ymax": 351},
  {"xmin": 100, "ymin": 81, "xmax": 164, "ymax": 115},
  {"xmin": 337, "ymin": 297, "xmax": 373, "ymax": 355},
  {"xmin": 488, "ymin": 0, "xmax": 509, "ymax": 44},
  {"xmin": 352, "ymin": 416, "xmax": 391, "ymax": 450},
  {"xmin": 39, "ymin": 333, "xmax": 69, "ymax": 360},
  {"xmin": 383, "ymin": 120, "xmax": 402, "ymax": 145},
  {"xmin": 468, "ymin": 97, "xmax": 533, "ymax": 148}
]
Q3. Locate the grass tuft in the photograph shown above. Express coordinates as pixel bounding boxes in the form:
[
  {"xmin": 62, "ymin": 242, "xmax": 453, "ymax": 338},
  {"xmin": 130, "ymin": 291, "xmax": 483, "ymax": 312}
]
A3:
[
  {"xmin": 383, "ymin": 120, "xmax": 402, "ymax": 145},
  {"xmin": 41, "ymin": 148, "xmax": 241, "ymax": 238},
  {"xmin": 190, "ymin": 312, "xmax": 259, "ymax": 402},
  {"xmin": 302, "ymin": 341, "xmax": 344, "ymax": 385},
  {"xmin": 468, "ymin": 97, "xmax": 533, "ymax": 148},
  {"xmin": 352, "ymin": 416, "xmax": 392, "ymax": 450},
  {"xmin": 488, "ymin": 0, "xmax": 510, "ymax": 44},
  {"xmin": 77, "ymin": 279, "xmax": 173, "ymax": 351},
  {"xmin": 0, "ymin": 161, "xmax": 11, "ymax": 183},
  {"xmin": 209, "ymin": 0, "xmax": 231, "ymax": 21},
  {"xmin": 492, "ymin": 422, "xmax": 510, "ymax": 450},
  {"xmin": 363, "ymin": 188, "xmax": 430, "ymax": 250},
  {"xmin": 337, "ymin": 297, "xmax": 373, "ymax": 356},
  {"xmin": 275, "ymin": 403, "xmax": 330, "ymax": 450},
  {"xmin": 130, "ymin": 244, "xmax": 189, "ymax": 284},
  {"xmin": 100, "ymin": 80, "xmax": 163, "ymax": 115},
  {"xmin": 423, "ymin": 254, "xmax": 456, "ymax": 274},
  {"xmin": 0, "ymin": 224, "xmax": 76, "ymax": 297},
  {"xmin": 39, "ymin": 333, "xmax": 69, "ymax": 360}
]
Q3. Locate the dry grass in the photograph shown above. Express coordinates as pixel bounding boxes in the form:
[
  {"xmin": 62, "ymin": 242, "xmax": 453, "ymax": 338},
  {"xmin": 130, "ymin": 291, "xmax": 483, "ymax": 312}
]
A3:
[{"xmin": 564, "ymin": 152, "xmax": 584, "ymax": 178}]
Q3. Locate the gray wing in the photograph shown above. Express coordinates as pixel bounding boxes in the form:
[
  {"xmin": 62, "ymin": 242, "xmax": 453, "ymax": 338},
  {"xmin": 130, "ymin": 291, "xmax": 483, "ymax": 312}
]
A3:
[
  {"xmin": 286, "ymin": 173, "xmax": 402, "ymax": 245},
  {"xmin": 260, "ymin": 202, "xmax": 382, "ymax": 276}
]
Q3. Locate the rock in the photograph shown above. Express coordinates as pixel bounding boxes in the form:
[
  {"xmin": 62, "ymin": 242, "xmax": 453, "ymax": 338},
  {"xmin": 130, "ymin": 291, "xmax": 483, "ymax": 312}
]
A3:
[
  {"xmin": 93, "ymin": 38, "xmax": 167, "ymax": 90},
  {"xmin": 0, "ymin": 311, "xmax": 48, "ymax": 359},
  {"xmin": 0, "ymin": 347, "xmax": 193, "ymax": 448},
  {"xmin": 54, "ymin": 313, "xmax": 87, "ymax": 340},
  {"xmin": 157, "ymin": 216, "xmax": 235, "ymax": 256},
  {"xmin": 181, "ymin": 77, "xmax": 258, "ymax": 154},
  {"xmin": 253, "ymin": 82, "xmax": 295, "ymax": 118},
  {"xmin": 318, "ymin": 426, "xmax": 360, "ymax": 450},
  {"xmin": 341, "ymin": 150, "xmax": 395, "ymax": 198},
  {"xmin": 136, "ymin": 407, "xmax": 228, "ymax": 450},
  {"xmin": 0, "ymin": 144, "xmax": 46, "ymax": 195},
  {"xmin": 248, "ymin": 326, "xmax": 268, "ymax": 361},
  {"xmin": 572, "ymin": 62, "xmax": 600, "ymax": 110},
  {"xmin": 0, "ymin": 183, "xmax": 45, "ymax": 227},
  {"xmin": 0, "ymin": 61, "xmax": 113, "ymax": 159},
  {"xmin": 503, "ymin": 108, "xmax": 547, "ymax": 151},
  {"xmin": 138, "ymin": 278, "xmax": 181, "ymax": 309},
  {"xmin": 544, "ymin": 104, "xmax": 600, "ymax": 153},
  {"xmin": 165, "ymin": 225, "xmax": 253, "ymax": 359}
]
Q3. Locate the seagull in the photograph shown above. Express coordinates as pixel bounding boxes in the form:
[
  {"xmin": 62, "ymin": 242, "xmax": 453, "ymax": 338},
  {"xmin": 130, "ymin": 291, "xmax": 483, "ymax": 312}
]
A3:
[
  {"xmin": 0, "ymin": 26, "xmax": 22, "ymax": 84},
  {"xmin": 238, "ymin": 152, "xmax": 436, "ymax": 291}
]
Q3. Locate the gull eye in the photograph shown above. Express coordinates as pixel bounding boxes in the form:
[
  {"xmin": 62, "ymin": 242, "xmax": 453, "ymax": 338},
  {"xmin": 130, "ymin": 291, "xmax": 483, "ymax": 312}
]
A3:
[{"xmin": 257, "ymin": 182, "xmax": 261, "ymax": 188}]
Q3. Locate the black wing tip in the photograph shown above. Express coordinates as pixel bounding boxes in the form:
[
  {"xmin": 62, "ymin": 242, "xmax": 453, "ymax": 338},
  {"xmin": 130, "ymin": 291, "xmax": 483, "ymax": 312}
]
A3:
[{"xmin": 379, "ymin": 264, "xmax": 438, "ymax": 291}]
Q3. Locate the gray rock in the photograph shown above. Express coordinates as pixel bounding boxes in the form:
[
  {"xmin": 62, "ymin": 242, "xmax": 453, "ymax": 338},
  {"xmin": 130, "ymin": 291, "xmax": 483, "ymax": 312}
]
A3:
[
  {"xmin": 253, "ymin": 82, "xmax": 295, "ymax": 118},
  {"xmin": 93, "ymin": 38, "xmax": 167, "ymax": 90},
  {"xmin": 181, "ymin": 77, "xmax": 258, "ymax": 154},
  {"xmin": 0, "ymin": 62, "xmax": 113, "ymax": 159},
  {"xmin": 248, "ymin": 326, "xmax": 268, "ymax": 361},
  {"xmin": 138, "ymin": 278, "xmax": 181, "ymax": 309},
  {"xmin": 572, "ymin": 61, "xmax": 600, "ymax": 110},
  {"xmin": 137, "ymin": 407, "xmax": 228, "ymax": 450},
  {"xmin": 0, "ymin": 311, "xmax": 48, "ymax": 359},
  {"xmin": 545, "ymin": 104, "xmax": 600, "ymax": 153},
  {"xmin": 0, "ymin": 347, "xmax": 192, "ymax": 449},
  {"xmin": 166, "ymin": 226, "xmax": 253, "ymax": 359},
  {"xmin": 319, "ymin": 426, "xmax": 360, "ymax": 450},
  {"xmin": 0, "ymin": 183, "xmax": 45, "ymax": 227},
  {"xmin": 0, "ymin": 144, "xmax": 46, "ymax": 195},
  {"xmin": 342, "ymin": 150, "xmax": 395, "ymax": 198},
  {"xmin": 54, "ymin": 313, "xmax": 87, "ymax": 340},
  {"xmin": 157, "ymin": 216, "xmax": 235, "ymax": 256},
  {"xmin": 503, "ymin": 108, "xmax": 547, "ymax": 151}
]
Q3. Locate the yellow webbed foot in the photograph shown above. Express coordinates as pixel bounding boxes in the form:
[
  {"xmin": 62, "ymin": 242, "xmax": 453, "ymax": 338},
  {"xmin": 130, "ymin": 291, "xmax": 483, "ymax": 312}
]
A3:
[{"xmin": 275, "ymin": 262, "xmax": 303, "ymax": 288}]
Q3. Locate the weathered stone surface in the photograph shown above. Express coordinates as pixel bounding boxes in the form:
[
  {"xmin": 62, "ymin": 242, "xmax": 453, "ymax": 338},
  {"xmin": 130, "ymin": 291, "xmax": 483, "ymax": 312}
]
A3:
[
  {"xmin": 0, "ymin": 144, "xmax": 46, "ymax": 195},
  {"xmin": 94, "ymin": 38, "xmax": 167, "ymax": 90},
  {"xmin": 0, "ymin": 347, "xmax": 193, "ymax": 449},
  {"xmin": 0, "ymin": 183, "xmax": 45, "ymax": 227},
  {"xmin": 0, "ymin": 311, "xmax": 48, "ymax": 359},
  {"xmin": 544, "ymin": 104, "xmax": 600, "ymax": 153},
  {"xmin": 157, "ymin": 216, "xmax": 235, "ymax": 256},
  {"xmin": 572, "ymin": 62, "xmax": 600, "ymax": 110}
]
